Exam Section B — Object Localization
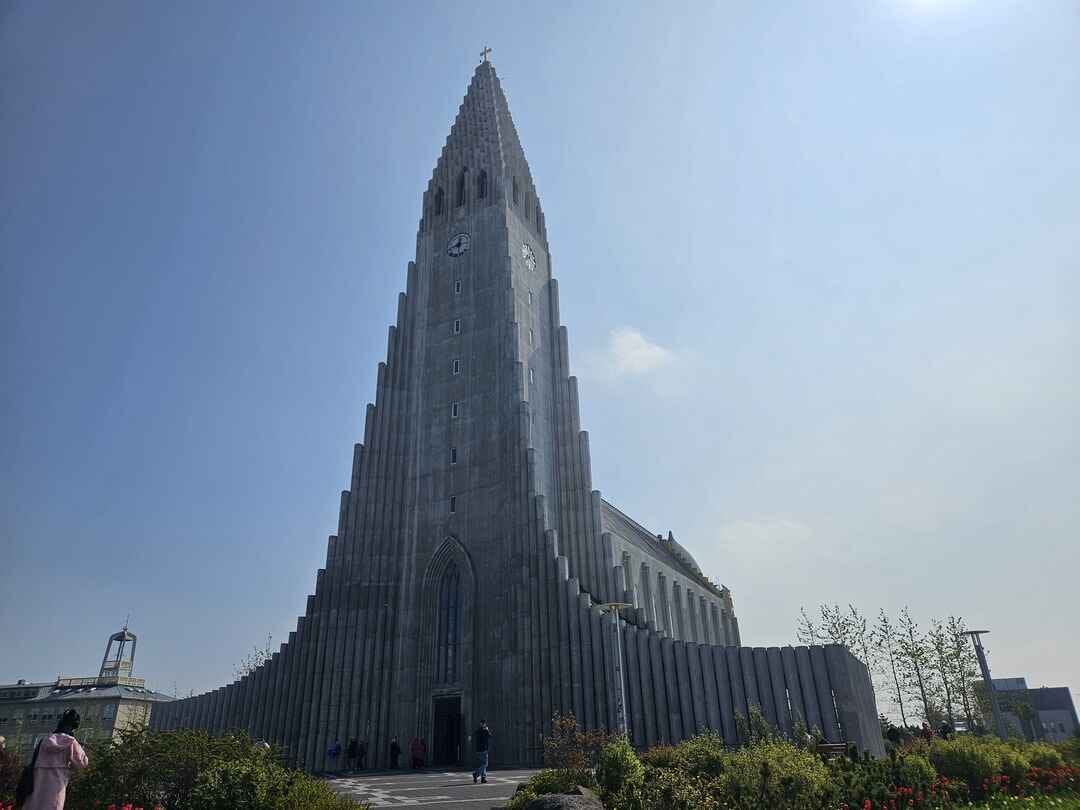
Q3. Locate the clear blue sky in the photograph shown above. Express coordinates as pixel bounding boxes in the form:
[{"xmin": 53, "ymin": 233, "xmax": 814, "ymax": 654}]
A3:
[{"xmin": 2, "ymin": 1, "xmax": 1077, "ymax": 712}]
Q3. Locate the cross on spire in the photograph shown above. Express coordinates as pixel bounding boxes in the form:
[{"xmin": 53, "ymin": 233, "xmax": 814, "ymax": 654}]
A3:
[{"xmin": 480, "ymin": 46, "xmax": 492, "ymax": 63}]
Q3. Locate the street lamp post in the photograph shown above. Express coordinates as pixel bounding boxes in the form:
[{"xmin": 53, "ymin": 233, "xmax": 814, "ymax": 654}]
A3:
[
  {"xmin": 598, "ymin": 602, "xmax": 632, "ymax": 738},
  {"xmin": 962, "ymin": 630, "xmax": 1007, "ymax": 740}
]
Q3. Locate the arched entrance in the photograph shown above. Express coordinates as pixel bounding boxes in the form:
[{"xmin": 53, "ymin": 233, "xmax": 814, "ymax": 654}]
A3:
[{"xmin": 416, "ymin": 536, "xmax": 476, "ymax": 766}]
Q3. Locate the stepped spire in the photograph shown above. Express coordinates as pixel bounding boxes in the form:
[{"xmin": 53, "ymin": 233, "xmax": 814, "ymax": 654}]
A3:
[{"xmin": 422, "ymin": 59, "xmax": 546, "ymax": 244}]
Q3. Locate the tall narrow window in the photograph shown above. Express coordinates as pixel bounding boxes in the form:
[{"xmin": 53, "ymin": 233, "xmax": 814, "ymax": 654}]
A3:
[
  {"xmin": 454, "ymin": 279, "xmax": 462, "ymax": 294},
  {"xmin": 451, "ymin": 402, "xmax": 460, "ymax": 418},
  {"xmin": 449, "ymin": 495, "xmax": 457, "ymax": 514},
  {"xmin": 476, "ymin": 169, "xmax": 487, "ymax": 200},
  {"xmin": 524, "ymin": 193, "xmax": 531, "ymax": 219},
  {"xmin": 450, "ymin": 447, "xmax": 458, "ymax": 464},
  {"xmin": 435, "ymin": 562, "xmax": 462, "ymax": 683},
  {"xmin": 529, "ymin": 368, "xmax": 535, "ymax": 384},
  {"xmin": 453, "ymin": 318, "xmax": 461, "ymax": 334},
  {"xmin": 456, "ymin": 168, "xmax": 467, "ymax": 207},
  {"xmin": 529, "ymin": 328, "xmax": 534, "ymax": 345},
  {"xmin": 512, "ymin": 177, "xmax": 519, "ymax": 206},
  {"xmin": 452, "ymin": 359, "xmax": 460, "ymax": 375},
  {"xmin": 536, "ymin": 206, "xmax": 542, "ymax": 230},
  {"xmin": 434, "ymin": 187, "xmax": 445, "ymax": 216},
  {"xmin": 528, "ymin": 291, "xmax": 533, "ymax": 305}
]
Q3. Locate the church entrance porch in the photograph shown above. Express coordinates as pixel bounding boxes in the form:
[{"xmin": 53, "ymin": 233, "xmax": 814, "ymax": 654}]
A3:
[{"xmin": 432, "ymin": 694, "xmax": 463, "ymax": 765}]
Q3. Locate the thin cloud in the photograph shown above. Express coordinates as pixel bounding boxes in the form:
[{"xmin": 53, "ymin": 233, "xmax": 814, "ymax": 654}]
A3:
[{"xmin": 579, "ymin": 326, "xmax": 674, "ymax": 382}]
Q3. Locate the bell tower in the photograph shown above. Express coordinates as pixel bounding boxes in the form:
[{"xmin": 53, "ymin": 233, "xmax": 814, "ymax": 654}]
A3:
[{"xmin": 99, "ymin": 625, "xmax": 137, "ymax": 680}]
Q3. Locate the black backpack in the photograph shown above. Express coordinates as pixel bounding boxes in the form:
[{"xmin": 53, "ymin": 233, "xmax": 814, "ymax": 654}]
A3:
[{"xmin": 14, "ymin": 739, "xmax": 42, "ymax": 807}]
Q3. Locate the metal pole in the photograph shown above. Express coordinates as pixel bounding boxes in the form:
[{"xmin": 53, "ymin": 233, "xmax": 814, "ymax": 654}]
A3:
[
  {"xmin": 599, "ymin": 602, "xmax": 632, "ymax": 738},
  {"xmin": 964, "ymin": 630, "xmax": 1007, "ymax": 740}
]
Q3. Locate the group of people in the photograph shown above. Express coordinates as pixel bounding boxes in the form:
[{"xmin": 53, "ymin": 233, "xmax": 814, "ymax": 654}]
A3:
[{"xmin": 323, "ymin": 719, "xmax": 493, "ymax": 783}]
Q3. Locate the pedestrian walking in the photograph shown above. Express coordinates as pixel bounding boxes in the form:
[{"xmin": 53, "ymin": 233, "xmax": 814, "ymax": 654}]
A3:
[
  {"xmin": 389, "ymin": 737, "xmax": 401, "ymax": 769},
  {"xmin": 410, "ymin": 736, "xmax": 426, "ymax": 769},
  {"xmin": 17, "ymin": 708, "xmax": 89, "ymax": 810},
  {"xmin": 346, "ymin": 738, "xmax": 359, "ymax": 773},
  {"xmin": 326, "ymin": 738, "xmax": 342, "ymax": 772},
  {"xmin": 471, "ymin": 719, "xmax": 492, "ymax": 784}
]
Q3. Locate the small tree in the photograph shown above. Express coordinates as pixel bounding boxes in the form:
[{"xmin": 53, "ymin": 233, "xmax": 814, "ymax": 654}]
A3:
[
  {"xmin": 927, "ymin": 618, "xmax": 956, "ymax": 726},
  {"xmin": 234, "ymin": 633, "xmax": 274, "ymax": 680},
  {"xmin": 896, "ymin": 607, "xmax": 933, "ymax": 724},
  {"xmin": 947, "ymin": 616, "xmax": 979, "ymax": 730},
  {"xmin": 872, "ymin": 609, "xmax": 908, "ymax": 726},
  {"xmin": 796, "ymin": 606, "xmax": 822, "ymax": 645}
]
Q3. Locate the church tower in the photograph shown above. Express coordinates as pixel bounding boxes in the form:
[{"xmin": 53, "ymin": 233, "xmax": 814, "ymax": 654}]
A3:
[{"xmin": 152, "ymin": 58, "xmax": 884, "ymax": 765}]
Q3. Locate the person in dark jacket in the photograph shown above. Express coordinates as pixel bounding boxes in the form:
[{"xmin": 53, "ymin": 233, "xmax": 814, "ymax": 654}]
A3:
[
  {"xmin": 357, "ymin": 738, "xmax": 367, "ymax": 770},
  {"xmin": 472, "ymin": 720, "xmax": 492, "ymax": 784},
  {"xmin": 389, "ymin": 737, "xmax": 402, "ymax": 769},
  {"xmin": 346, "ymin": 738, "xmax": 359, "ymax": 772}
]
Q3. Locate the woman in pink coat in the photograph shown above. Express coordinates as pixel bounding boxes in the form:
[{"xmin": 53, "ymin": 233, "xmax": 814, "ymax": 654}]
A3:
[{"xmin": 23, "ymin": 709, "xmax": 89, "ymax": 810}]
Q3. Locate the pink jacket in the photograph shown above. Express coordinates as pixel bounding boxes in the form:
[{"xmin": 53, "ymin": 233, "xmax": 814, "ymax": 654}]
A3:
[{"xmin": 23, "ymin": 733, "xmax": 89, "ymax": 810}]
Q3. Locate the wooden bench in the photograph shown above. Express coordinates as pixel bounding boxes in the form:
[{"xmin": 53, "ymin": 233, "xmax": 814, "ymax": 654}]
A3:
[{"xmin": 816, "ymin": 742, "xmax": 849, "ymax": 759}]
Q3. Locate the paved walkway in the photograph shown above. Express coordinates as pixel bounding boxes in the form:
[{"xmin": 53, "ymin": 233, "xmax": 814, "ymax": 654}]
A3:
[{"xmin": 325, "ymin": 768, "xmax": 538, "ymax": 808}]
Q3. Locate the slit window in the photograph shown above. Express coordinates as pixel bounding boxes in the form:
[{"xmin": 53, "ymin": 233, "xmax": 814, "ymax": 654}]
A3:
[
  {"xmin": 529, "ymin": 368, "xmax": 535, "ymax": 384},
  {"xmin": 456, "ymin": 168, "xmax": 467, "ymax": 207},
  {"xmin": 454, "ymin": 279, "xmax": 462, "ymax": 294},
  {"xmin": 528, "ymin": 290, "xmax": 533, "ymax": 305},
  {"xmin": 451, "ymin": 402, "xmax": 460, "ymax": 418},
  {"xmin": 452, "ymin": 359, "xmax": 460, "ymax": 375},
  {"xmin": 453, "ymin": 318, "xmax": 461, "ymax": 334},
  {"xmin": 512, "ymin": 177, "xmax": 519, "ymax": 205},
  {"xmin": 529, "ymin": 328, "xmax": 534, "ymax": 345},
  {"xmin": 450, "ymin": 447, "xmax": 458, "ymax": 464},
  {"xmin": 434, "ymin": 187, "xmax": 445, "ymax": 216},
  {"xmin": 476, "ymin": 169, "xmax": 487, "ymax": 200},
  {"xmin": 449, "ymin": 495, "xmax": 457, "ymax": 514}
]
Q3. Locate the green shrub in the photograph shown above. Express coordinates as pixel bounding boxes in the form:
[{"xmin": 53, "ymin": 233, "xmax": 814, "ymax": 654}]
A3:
[
  {"xmin": 64, "ymin": 728, "xmax": 365, "ymax": 810},
  {"xmin": 894, "ymin": 752, "xmax": 937, "ymax": 792},
  {"xmin": 998, "ymin": 744, "xmax": 1032, "ymax": 785},
  {"xmin": 928, "ymin": 736, "xmax": 1002, "ymax": 790},
  {"xmin": 1057, "ymin": 736, "xmax": 1080, "ymax": 766},
  {"xmin": 1028, "ymin": 742, "xmax": 1066, "ymax": 769},
  {"xmin": 671, "ymin": 732, "xmax": 728, "ymax": 779},
  {"xmin": 638, "ymin": 767, "xmax": 718, "ymax": 810},
  {"xmin": 638, "ymin": 744, "xmax": 676, "ymax": 769},
  {"xmin": 596, "ymin": 736, "xmax": 644, "ymax": 804},
  {"xmin": 0, "ymin": 745, "xmax": 21, "ymax": 803},
  {"xmin": 505, "ymin": 768, "xmax": 594, "ymax": 810},
  {"xmin": 714, "ymin": 740, "xmax": 832, "ymax": 810}
]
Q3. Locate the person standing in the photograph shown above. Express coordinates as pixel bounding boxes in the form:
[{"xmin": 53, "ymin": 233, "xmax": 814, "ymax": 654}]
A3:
[
  {"xmin": 20, "ymin": 708, "xmax": 89, "ymax": 810},
  {"xmin": 357, "ymin": 738, "xmax": 367, "ymax": 770},
  {"xmin": 346, "ymin": 738, "xmax": 359, "ymax": 773},
  {"xmin": 389, "ymin": 737, "xmax": 401, "ymax": 769},
  {"xmin": 471, "ymin": 719, "xmax": 492, "ymax": 784}
]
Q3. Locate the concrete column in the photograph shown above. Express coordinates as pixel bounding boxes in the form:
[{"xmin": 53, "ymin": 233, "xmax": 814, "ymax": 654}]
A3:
[
  {"xmin": 623, "ymin": 624, "xmax": 644, "ymax": 747},
  {"xmin": 636, "ymin": 627, "xmax": 657, "ymax": 747},
  {"xmin": 674, "ymin": 641, "xmax": 694, "ymax": 742},
  {"xmin": 794, "ymin": 645, "xmax": 824, "ymax": 736},
  {"xmin": 780, "ymin": 646, "xmax": 807, "ymax": 732},
  {"xmin": 712, "ymin": 646, "xmax": 737, "ymax": 744},
  {"xmin": 699, "ymin": 644, "xmax": 722, "ymax": 734},
  {"xmin": 649, "ymin": 633, "xmax": 671, "ymax": 744},
  {"xmin": 686, "ymin": 643, "xmax": 707, "ymax": 734},
  {"xmin": 578, "ymin": 592, "xmax": 597, "ymax": 731},
  {"xmin": 661, "ymin": 637, "xmax": 682, "ymax": 741},
  {"xmin": 726, "ymin": 647, "xmax": 748, "ymax": 735},
  {"xmin": 767, "ymin": 647, "xmax": 792, "ymax": 735},
  {"xmin": 753, "ymin": 647, "xmax": 777, "ymax": 725},
  {"xmin": 809, "ymin": 645, "xmax": 841, "ymax": 743}
]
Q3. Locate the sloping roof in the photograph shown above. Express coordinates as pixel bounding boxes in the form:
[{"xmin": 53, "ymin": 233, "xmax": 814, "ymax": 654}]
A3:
[{"xmin": 31, "ymin": 684, "xmax": 174, "ymax": 703}]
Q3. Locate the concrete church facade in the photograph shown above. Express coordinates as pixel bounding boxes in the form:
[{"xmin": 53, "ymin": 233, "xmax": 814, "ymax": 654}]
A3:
[{"xmin": 151, "ymin": 59, "xmax": 884, "ymax": 767}]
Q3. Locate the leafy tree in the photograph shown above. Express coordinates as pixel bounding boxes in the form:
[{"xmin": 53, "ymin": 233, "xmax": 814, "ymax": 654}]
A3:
[
  {"xmin": 947, "ymin": 616, "xmax": 979, "ymax": 730},
  {"xmin": 927, "ymin": 618, "xmax": 956, "ymax": 725},
  {"xmin": 796, "ymin": 606, "xmax": 823, "ymax": 646},
  {"xmin": 872, "ymin": 609, "xmax": 908, "ymax": 727},
  {"xmin": 896, "ymin": 607, "xmax": 933, "ymax": 723}
]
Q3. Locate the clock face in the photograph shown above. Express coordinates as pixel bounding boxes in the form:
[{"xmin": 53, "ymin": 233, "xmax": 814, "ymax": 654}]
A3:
[
  {"xmin": 520, "ymin": 241, "xmax": 537, "ymax": 271},
  {"xmin": 447, "ymin": 232, "xmax": 471, "ymax": 257}
]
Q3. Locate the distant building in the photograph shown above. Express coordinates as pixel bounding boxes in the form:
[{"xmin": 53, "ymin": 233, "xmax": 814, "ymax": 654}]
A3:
[
  {"xmin": 0, "ymin": 627, "xmax": 173, "ymax": 758},
  {"xmin": 991, "ymin": 677, "xmax": 1079, "ymax": 742}
]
